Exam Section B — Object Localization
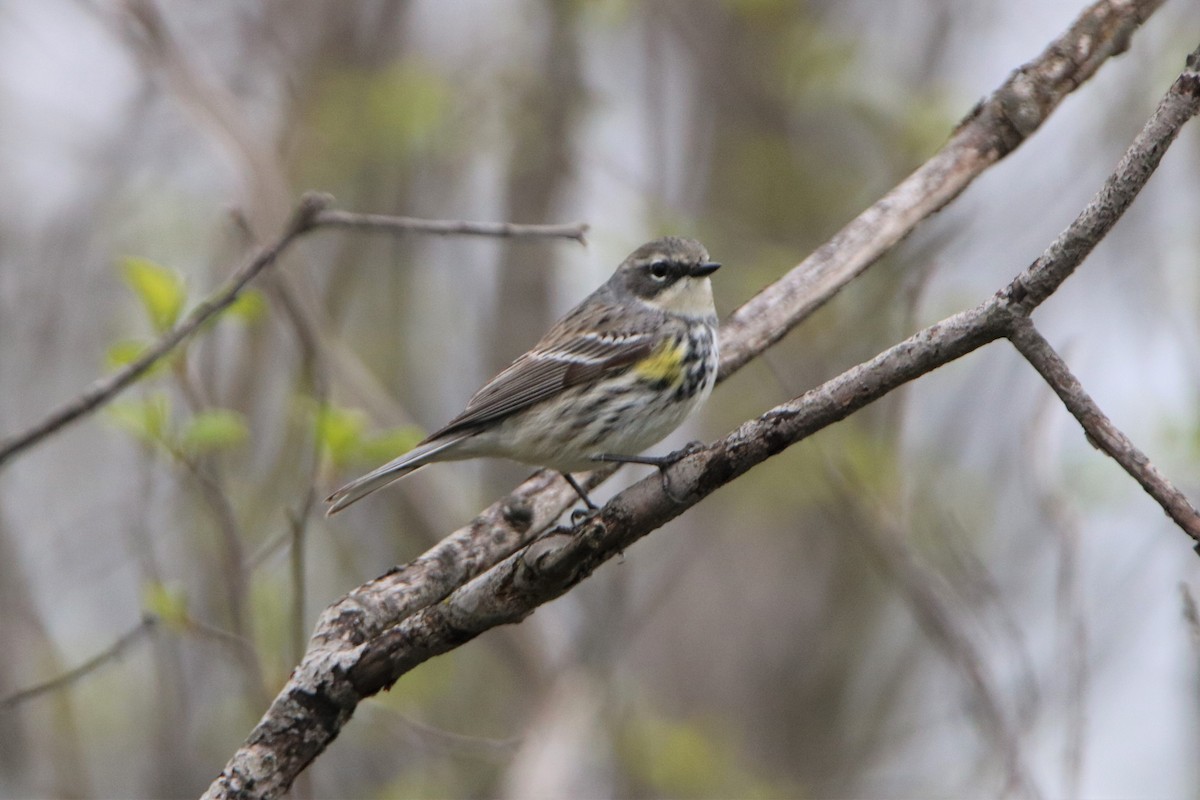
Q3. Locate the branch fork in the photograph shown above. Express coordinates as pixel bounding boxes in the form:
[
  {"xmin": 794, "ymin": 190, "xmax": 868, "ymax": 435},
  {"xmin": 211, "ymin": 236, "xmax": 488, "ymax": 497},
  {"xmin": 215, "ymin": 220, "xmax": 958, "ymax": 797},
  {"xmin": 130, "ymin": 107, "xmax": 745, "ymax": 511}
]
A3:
[{"xmin": 206, "ymin": 31, "xmax": 1200, "ymax": 799}]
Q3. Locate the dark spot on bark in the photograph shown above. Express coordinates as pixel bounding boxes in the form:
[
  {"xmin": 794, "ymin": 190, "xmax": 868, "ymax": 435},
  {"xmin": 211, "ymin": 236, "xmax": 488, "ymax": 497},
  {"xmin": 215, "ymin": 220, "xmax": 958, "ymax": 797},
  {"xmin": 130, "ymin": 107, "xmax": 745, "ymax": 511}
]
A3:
[
  {"xmin": 331, "ymin": 609, "xmax": 369, "ymax": 645},
  {"xmin": 762, "ymin": 425, "xmax": 790, "ymax": 456},
  {"xmin": 701, "ymin": 451, "xmax": 737, "ymax": 490},
  {"xmin": 1180, "ymin": 73, "xmax": 1200, "ymax": 98},
  {"xmin": 502, "ymin": 500, "xmax": 534, "ymax": 531},
  {"xmin": 290, "ymin": 687, "xmax": 348, "ymax": 735}
]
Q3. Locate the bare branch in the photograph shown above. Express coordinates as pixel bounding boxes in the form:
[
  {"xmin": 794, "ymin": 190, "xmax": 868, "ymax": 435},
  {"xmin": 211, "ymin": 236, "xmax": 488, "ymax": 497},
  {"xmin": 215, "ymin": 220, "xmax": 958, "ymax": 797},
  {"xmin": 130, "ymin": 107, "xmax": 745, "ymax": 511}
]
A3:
[
  {"xmin": 341, "ymin": 315, "xmax": 1011, "ymax": 706},
  {"xmin": 307, "ymin": 468, "xmax": 606, "ymax": 651},
  {"xmin": 0, "ymin": 617, "xmax": 157, "ymax": 712},
  {"xmin": 1008, "ymin": 318, "xmax": 1200, "ymax": 544},
  {"xmin": 312, "ymin": 209, "xmax": 588, "ymax": 243},
  {"xmin": 202, "ymin": 34, "xmax": 1200, "ymax": 800},
  {"xmin": 358, "ymin": 0, "xmax": 1180, "ymax": 608},
  {"xmin": 0, "ymin": 195, "xmax": 590, "ymax": 471},
  {"xmin": 0, "ymin": 193, "xmax": 328, "ymax": 470},
  {"xmin": 717, "ymin": 0, "xmax": 1167, "ymax": 378},
  {"xmin": 2, "ymin": 0, "xmax": 1160, "ymax": 485}
]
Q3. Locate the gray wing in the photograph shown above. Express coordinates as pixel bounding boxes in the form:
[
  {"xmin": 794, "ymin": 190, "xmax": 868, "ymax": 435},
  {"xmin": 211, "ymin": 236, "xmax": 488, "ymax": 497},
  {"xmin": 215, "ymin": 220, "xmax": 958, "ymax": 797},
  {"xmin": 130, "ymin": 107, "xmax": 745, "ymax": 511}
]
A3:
[{"xmin": 426, "ymin": 328, "xmax": 656, "ymax": 440}]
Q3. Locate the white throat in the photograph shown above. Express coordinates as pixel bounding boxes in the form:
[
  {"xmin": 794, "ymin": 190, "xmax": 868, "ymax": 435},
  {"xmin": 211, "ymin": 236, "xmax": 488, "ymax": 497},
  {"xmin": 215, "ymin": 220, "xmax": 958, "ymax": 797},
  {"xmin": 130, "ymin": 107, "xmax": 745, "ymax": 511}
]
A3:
[{"xmin": 640, "ymin": 277, "xmax": 716, "ymax": 320}]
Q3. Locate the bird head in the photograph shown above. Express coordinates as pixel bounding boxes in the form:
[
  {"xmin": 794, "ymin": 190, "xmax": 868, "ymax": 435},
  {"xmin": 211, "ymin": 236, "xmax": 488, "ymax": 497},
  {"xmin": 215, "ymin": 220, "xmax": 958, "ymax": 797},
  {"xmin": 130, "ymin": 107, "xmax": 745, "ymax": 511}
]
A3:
[{"xmin": 612, "ymin": 236, "xmax": 720, "ymax": 320}]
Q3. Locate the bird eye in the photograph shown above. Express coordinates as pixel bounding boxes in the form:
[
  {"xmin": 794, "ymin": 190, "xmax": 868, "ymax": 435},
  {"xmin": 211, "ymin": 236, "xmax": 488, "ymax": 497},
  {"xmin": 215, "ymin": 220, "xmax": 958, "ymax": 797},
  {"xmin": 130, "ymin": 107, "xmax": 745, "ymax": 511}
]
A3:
[{"xmin": 648, "ymin": 261, "xmax": 670, "ymax": 281}]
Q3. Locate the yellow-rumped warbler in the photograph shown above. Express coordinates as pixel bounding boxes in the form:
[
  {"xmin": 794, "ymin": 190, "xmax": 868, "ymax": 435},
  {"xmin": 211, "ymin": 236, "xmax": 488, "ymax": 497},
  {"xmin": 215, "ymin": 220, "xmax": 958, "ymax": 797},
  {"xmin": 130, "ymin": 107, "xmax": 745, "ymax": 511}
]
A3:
[{"xmin": 326, "ymin": 236, "xmax": 720, "ymax": 515}]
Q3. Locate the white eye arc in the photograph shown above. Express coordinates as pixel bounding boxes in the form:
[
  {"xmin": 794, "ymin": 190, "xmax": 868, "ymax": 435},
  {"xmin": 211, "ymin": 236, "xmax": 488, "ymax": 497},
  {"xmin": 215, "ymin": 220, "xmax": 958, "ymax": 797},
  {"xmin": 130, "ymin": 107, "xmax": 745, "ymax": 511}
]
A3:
[{"xmin": 648, "ymin": 261, "xmax": 670, "ymax": 281}]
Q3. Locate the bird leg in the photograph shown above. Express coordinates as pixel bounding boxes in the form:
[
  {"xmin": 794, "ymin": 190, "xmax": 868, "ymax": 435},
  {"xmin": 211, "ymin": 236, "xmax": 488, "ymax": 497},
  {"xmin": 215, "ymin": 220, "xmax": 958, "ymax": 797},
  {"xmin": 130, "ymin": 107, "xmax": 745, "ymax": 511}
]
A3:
[
  {"xmin": 561, "ymin": 472, "xmax": 598, "ymax": 512},
  {"xmin": 590, "ymin": 441, "xmax": 706, "ymax": 503}
]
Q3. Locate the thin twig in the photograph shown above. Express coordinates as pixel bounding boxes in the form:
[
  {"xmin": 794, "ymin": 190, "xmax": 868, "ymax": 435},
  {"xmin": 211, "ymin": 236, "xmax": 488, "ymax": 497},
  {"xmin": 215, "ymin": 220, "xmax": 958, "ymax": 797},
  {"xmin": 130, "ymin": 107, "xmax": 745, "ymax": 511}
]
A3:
[
  {"xmin": 1008, "ymin": 318, "xmax": 1200, "ymax": 544},
  {"xmin": 184, "ymin": 616, "xmax": 261, "ymax": 659},
  {"xmin": 365, "ymin": 703, "xmax": 523, "ymax": 755},
  {"xmin": 313, "ymin": 209, "xmax": 588, "ymax": 243},
  {"xmin": 0, "ymin": 617, "xmax": 157, "ymax": 712},
  {"xmin": 0, "ymin": 196, "xmax": 589, "ymax": 471},
  {"xmin": 0, "ymin": 193, "xmax": 328, "ymax": 470},
  {"xmin": 716, "ymin": 0, "xmax": 1168, "ymax": 378}
]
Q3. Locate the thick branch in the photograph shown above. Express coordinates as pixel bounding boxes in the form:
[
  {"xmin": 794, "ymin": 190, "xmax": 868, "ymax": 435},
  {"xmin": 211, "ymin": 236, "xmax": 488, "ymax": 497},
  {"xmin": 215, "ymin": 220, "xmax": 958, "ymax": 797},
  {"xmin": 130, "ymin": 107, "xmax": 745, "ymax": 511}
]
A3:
[
  {"xmin": 317, "ymin": 0, "xmax": 1175, "ymax": 626},
  {"xmin": 205, "ymin": 302, "xmax": 1015, "ymax": 800},
  {"xmin": 1008, "ymin": 318, "xmax": 1200, "ymax": 543},
  {"xmin": 2, "ymin": 0, "xmax": 1157, "ymax": 479},
  {"xmin": 1006, "ymin": 55, "xmax": 1200, "ymax": 307},
  {"xmin": 346, "ymin": 302, "xmax": 1015, "ymax": 693},
  {"xmin": 203, "ymin": 33, "xmax": 1200, "ymax": 800},
  {"xmin": 341, "ymin": 32, "xmax": 1200, "ymax": 730}
]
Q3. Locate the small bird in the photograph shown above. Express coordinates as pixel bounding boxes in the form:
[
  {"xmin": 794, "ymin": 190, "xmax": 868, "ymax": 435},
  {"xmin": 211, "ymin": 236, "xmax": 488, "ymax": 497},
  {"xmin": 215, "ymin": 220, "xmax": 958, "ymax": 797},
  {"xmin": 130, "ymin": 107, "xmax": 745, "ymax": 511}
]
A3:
[{"xmin": 326, "ymin": 236, "xmax": 720, "ymax": 515}]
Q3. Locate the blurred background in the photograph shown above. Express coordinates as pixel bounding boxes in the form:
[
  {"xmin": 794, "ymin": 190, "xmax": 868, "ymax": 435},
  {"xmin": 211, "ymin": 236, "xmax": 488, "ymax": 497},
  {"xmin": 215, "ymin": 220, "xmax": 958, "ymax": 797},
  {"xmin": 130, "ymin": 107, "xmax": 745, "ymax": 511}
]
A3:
[{"xmin": 1, "ymin": 0, "xmax": 1199, "ymax": 797}]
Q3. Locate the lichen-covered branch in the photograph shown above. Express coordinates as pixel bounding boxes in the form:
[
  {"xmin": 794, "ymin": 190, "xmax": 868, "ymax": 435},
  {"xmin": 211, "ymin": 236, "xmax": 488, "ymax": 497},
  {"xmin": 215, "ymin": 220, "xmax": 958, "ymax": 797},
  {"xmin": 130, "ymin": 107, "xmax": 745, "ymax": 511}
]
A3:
[{"xmin": 201, "ymin": 21, "xmax": 1199, "ymax": 800}]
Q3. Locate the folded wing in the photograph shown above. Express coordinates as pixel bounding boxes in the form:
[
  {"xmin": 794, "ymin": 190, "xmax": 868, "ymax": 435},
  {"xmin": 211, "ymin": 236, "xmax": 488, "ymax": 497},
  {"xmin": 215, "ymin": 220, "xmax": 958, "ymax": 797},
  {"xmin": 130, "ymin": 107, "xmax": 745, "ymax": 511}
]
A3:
[{"xmin": 428, "ymin": 329, "xmax": 656, "ymax": 439}]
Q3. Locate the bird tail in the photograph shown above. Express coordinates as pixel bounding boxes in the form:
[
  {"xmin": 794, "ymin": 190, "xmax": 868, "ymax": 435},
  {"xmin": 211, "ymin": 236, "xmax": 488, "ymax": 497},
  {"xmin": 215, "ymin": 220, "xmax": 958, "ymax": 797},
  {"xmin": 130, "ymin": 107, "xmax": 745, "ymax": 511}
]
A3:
[{"xmin": 325, "ymin": 434, "xmax": 468, "ymax": 516}]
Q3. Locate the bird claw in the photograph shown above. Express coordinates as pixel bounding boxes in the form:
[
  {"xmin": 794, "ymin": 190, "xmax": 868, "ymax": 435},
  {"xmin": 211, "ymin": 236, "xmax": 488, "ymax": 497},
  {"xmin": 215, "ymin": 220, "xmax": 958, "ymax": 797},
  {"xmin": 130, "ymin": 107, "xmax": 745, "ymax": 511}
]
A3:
[
  {"xmin": 590, "ymin": 441, "xmax": 706, "ymax": 504},
  {"xmin": 656, "ymin": 441, "xmax": 706, "ymax": 503},
  {"xmin": 668, "ymin": 440, "xmax": 707, "ymax": 462},
  {"xmin": 571, "ymin": 506, "xmax": 598, "ymax": 526}
]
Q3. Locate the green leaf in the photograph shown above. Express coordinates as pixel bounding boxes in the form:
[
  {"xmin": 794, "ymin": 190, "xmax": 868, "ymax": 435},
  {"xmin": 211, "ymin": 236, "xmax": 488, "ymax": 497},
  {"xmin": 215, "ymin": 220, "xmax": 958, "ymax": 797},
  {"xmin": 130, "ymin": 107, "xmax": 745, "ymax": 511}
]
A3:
[
  {"xmin": 142, "ymin": 581, "xmax": 189, "ymax": 632},
  {"xmin": 106, "ymin": 392, "xmax": 172, "ymax": 446},
  {"xmin": 180, "ymin": 409, "xmax": 249, "ymax": 454},
  {"xmin": 105, "ymin": 339, "xmax": 148, "ymax": 370},
  {"xmin": 226, "ymin": 290, "xmax": 267, "ymax": 323},
  {"xmin": 358, "ymin": 425, "xmax": 425, "ymax": 464},
  {"xmin": 104, "ymin": 338, "xmax": 174, "ymax": 379},
  {"xmin": 314, "ymin": 405, "xmax": 366, "ymax": 467},
  {"xmin": 119, "ymin": 256, "xmax": 187, "ymax": 332}
]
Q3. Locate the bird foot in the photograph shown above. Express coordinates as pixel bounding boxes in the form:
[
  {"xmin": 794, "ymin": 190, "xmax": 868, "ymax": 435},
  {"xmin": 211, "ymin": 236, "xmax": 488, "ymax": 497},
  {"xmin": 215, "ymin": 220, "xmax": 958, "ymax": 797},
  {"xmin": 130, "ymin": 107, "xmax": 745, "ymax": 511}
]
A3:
[
  {"xmin": 590, "ymin": 440, "xmax": 706, "ymax": 503},
  {"xmin": 570, "ymin": 506, "xmax": 599, "ymax": 526}
]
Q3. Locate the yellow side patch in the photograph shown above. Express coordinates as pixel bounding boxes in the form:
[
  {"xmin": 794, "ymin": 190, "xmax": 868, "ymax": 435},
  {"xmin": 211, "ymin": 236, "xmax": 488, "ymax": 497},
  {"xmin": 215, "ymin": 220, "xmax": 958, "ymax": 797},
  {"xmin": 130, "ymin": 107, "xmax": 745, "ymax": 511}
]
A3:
[{"xmin": 634, "ymin": 338, "xmax": 685, "ymax": 385}]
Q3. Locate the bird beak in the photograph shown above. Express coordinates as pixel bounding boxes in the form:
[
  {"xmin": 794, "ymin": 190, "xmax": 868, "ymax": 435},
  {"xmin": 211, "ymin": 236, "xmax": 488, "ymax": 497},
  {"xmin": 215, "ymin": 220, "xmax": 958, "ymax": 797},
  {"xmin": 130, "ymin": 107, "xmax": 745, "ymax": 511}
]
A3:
[{"xmin": 689, "ymin": 261, "xmax": 721, "ymax": 277}]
